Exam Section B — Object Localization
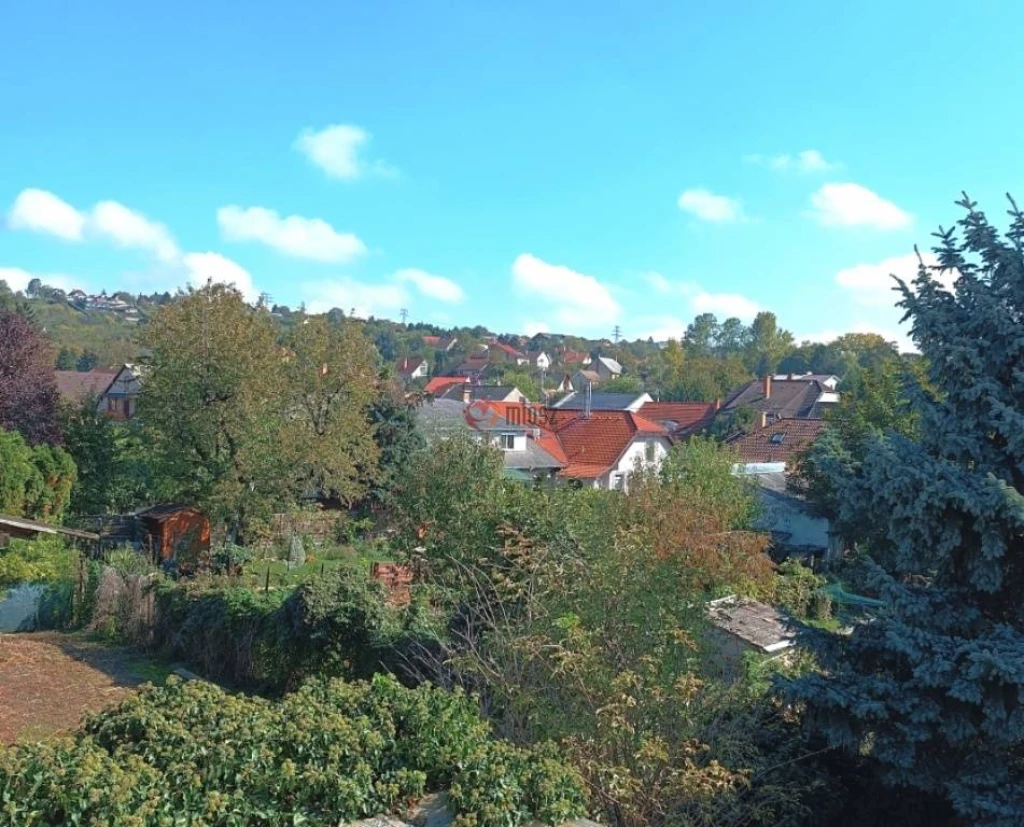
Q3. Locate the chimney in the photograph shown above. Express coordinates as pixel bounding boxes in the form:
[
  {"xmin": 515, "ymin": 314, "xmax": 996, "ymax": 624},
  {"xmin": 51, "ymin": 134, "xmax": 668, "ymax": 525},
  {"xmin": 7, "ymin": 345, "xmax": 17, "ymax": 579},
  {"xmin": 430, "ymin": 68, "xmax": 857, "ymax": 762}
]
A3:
[
  {"xmin": 760, "ymin": 411, "xmax": 768, "ymax": 429},
  {"xmin": 762, "ymin": 375, "xmax": 772, "ymax": 399},
  {"xmin": 462, "ymin": 383, "xmax": 472, "ymax": 404}
]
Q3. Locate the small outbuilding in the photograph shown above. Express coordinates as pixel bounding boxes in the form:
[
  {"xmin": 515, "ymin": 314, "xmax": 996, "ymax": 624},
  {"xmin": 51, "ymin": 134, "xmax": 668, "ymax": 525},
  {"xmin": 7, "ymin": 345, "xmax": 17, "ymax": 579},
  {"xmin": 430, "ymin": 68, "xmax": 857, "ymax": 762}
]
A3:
[
  {"xmin": 706, "ymin": 595, "xmax": 798, "ymax": 678},
  {"xmin": 135, "ymin": 505, "xmax": 210, "ymax": 565}
]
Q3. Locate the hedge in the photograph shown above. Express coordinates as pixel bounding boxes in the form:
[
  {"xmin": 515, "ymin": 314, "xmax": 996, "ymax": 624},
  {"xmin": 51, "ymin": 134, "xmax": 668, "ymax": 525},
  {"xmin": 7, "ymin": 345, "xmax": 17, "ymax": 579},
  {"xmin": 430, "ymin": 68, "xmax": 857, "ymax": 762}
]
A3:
[{"xmin": 0, "ymin": 673, "xmax": 585, "ymax": 827}]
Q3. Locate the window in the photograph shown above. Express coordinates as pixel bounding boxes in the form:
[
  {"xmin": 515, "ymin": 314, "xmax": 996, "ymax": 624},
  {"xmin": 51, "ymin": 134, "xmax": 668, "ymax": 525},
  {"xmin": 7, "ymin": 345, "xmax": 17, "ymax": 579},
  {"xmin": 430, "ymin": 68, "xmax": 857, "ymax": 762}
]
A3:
[
  {"xmin": 770, "ymin": 432, "xmax": 786, "ymax": 445},
  {"xmin": 644, "ymin": 438, "xmax": 657, "ymax": 462},
  {"xmin": 611, "ymin": 473, "xmax": 626, "ymax": 491},
  {"xmin": 106, "ymin": 397, "xmax": 117, "ymax": 412},
  {"xmin": 500, "ymin": 433, "xmax": 516, "ymax": 450}
]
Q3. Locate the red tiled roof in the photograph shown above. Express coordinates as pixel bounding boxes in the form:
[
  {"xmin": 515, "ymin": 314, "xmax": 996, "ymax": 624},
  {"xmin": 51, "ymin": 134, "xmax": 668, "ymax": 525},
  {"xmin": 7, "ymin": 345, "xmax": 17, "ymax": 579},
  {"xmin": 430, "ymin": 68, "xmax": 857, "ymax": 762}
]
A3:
[
  {"xmin": 492, "ymin": 342, "xmax": 525, "ymax": 359},
  {"xmin": 638, "ymin": 401, "xmax": 717, "ymax": 434},
  {"xmin": 54, "ymin": 370, "xmax": 116, "ymax": 402},
  {"xmin": 727, "ymin": 418, "xmax": 827, "ymax": 465},
  {"xmin": 561, "ymin": 349, "xmax": 589, "ymax": 364},
  {"xmin": 422, "ymin": 335, "xmax": 442, "ymax": 346},
  {"xmin": 424, "ymin": 376, "xmax": 468, "ymax": 394},
  {"xmin": 544, "ymin": 410, "xmax": 669, "ymax": 479}
]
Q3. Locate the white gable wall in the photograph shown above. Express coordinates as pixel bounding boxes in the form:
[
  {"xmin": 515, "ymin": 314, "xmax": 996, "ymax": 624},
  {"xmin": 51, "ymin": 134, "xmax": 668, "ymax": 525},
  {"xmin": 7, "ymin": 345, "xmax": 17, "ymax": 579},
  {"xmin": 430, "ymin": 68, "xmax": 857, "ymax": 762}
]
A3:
[{"xmin": 598, "ymin": 436, "xmax": 671, "ymax": 491}]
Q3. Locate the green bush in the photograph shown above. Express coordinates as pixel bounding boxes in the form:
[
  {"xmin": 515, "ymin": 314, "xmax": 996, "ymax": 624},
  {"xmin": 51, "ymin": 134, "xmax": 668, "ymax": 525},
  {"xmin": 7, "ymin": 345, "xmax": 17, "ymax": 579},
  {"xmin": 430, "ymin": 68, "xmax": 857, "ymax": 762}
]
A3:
[
  {"xmin": 150, "ymin": 566, "xmax": 441, "ymax": 691},
  {"xmin": 0, "ymin": 674, "xmax": 585, "ymax": 827}
]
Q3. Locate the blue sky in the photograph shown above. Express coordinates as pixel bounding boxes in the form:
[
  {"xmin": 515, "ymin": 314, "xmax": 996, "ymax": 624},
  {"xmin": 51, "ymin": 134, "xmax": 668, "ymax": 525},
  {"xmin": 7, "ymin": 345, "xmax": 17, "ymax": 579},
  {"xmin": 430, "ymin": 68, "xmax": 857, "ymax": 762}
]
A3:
[{"xmin": 2, "ymin": 1, "xmax": 1022, "ymax": 348}]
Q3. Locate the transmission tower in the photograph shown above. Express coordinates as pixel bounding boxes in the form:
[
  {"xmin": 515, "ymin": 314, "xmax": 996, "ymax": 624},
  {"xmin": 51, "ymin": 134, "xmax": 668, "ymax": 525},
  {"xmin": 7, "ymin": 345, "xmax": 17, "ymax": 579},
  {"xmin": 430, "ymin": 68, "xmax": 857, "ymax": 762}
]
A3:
[
  {"xmin": 612, "ymin": 324, "xmax": 622, "ymax": 344},
  {"xmin": 400, "ymin": 308, "xmax": 409, "ymax": 324}
]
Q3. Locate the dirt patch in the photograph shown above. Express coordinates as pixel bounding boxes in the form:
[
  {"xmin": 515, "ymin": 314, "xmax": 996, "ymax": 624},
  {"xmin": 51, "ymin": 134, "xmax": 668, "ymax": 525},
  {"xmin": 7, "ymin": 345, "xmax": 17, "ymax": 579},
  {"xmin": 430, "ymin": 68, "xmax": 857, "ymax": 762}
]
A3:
[{"xmin": 0, "ymin": 632, "xmax": 167, "ymax": 744}]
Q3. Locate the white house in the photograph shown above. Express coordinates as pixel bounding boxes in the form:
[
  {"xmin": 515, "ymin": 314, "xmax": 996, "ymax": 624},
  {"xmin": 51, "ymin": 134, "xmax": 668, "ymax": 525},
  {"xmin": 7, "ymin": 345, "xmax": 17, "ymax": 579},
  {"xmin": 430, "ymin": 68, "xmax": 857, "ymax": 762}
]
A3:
[
  {"xmin": 533, "ymin": 351, "xmax": 551, "ymax": 371},
  {"xmin": 546, "ymin": 409, "xmax": 671, "ymax": 492}
]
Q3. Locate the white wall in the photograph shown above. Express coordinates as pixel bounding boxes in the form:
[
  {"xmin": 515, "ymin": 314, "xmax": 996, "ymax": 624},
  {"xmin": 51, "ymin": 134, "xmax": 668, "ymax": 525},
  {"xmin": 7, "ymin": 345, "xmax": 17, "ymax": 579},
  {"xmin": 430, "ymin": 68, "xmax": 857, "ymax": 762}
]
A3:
[{"xmin": 598, "ymin": 436, "xmax": 671, "ymax": 491}]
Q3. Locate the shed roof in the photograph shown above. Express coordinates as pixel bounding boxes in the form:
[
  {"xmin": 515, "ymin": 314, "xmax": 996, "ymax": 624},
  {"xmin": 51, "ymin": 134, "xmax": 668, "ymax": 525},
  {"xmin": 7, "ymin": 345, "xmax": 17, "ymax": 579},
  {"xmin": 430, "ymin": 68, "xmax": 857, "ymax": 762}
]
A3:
[
  {"xmin": 707, "ymin": 596, "xmax": 797, "ymax": 653},
  {"xmin": 0, "ymin": 513, "xmax": 99, "ymax": 542}
]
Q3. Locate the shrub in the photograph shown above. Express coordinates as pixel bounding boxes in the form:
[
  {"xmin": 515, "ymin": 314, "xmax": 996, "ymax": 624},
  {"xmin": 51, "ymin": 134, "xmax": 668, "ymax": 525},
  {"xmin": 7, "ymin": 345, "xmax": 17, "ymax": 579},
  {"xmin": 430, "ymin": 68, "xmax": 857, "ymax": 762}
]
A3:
[{"xmin": 0, "ymin": 674, "xmax": 585, "ymax": 827}]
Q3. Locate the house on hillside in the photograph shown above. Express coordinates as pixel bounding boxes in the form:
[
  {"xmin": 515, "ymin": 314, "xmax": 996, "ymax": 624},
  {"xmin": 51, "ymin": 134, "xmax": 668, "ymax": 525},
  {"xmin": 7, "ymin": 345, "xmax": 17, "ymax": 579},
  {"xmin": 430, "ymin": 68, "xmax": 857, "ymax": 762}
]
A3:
[
  {"xmin": 570, "ymin": 369, "xmax": 602, "ymax": 392},
  {"xmin": 452, "ymin": 356, "xmax": 491, "ymax": 381},
  {"xmin": 552, "ymin": 390, "xmax": 652, "ymax": 413},
  {"xmin": 436, "ymin": 384, "xmax": 528, "ymax": 404},
  {"xmin": 594, "ymin": 356, "xmax": 623, "ymax": 381},
  {"xmin": 424, "ymin": 376, "xmax": 470, "ymax": 397},
  {"xmin": 490, "ymin": 341, "xmax": 529, "ymax": 366},
  {"xmin": 54, "ymin": 370, "xmax": 117, "ymax": 407},
  {"xmin": 531, "ymin": 351, "xmax": 551, "ymax": 371},
  {"xmin": 638, "ymin": 401, "xmax": 719, "ymax": 438},
  {"xmin": 396, "ymin": 357, "xmax": 429, "ymax": 380},
  {"xmin": 422, "ymin": 335, "xmax": 458, "ymax": 352},
  {"xmin": 720, "ymin": 375, "xmax": 839, "ymax": 424},
  {"xmin": 560, "ymin": 349, "xmax": 591, "ymax": 367},
  {"xmin": 729, "ymin": 418, "xmax": 836, "ymax": 564},
  {"xmin": 545, "ymin": 409, "xmax": 670, "ymax": 491},
  {"xmin": 102, "ymin": 364, "xmax": 145, "ymax": 420}
]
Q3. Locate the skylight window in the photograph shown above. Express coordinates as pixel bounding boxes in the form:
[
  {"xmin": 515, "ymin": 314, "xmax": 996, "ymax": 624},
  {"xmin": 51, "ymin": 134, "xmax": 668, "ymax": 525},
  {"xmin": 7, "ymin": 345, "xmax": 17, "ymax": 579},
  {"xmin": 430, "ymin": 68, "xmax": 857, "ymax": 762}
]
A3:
[{"xmin": 770, "ymin": 432, "xmax": 786, "ymax": 445}]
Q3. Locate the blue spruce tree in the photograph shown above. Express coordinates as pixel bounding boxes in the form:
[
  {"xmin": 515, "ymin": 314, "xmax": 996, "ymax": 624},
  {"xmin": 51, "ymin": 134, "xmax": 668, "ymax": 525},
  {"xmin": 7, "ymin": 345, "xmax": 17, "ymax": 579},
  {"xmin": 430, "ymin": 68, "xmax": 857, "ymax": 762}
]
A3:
[{"xmin": 786, "ymin": 195, "xmax": 1024, "ymax": 826}]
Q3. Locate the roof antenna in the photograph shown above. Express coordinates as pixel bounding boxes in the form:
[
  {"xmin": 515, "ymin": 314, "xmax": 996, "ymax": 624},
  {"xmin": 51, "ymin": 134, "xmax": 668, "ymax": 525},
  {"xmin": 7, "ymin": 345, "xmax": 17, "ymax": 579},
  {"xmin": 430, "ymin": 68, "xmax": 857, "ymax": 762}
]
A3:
[{"xmin": 584, "ymin": 380, "xmax": 592, "ymax": 419}]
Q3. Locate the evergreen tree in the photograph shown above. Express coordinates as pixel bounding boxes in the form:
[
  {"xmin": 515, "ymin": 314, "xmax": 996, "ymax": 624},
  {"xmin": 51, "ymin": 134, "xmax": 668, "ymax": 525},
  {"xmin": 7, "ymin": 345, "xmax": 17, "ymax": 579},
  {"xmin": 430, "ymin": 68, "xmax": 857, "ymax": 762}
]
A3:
[{"xmin": 786, "ymin": 196, "xmax": 1024, "ymax": 825}]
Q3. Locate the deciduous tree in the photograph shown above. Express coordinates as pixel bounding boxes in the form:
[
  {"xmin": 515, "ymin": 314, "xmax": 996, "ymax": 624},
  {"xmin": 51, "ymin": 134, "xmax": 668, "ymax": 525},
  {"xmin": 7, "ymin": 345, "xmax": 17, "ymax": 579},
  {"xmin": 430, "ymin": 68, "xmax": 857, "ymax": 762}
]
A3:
[
  {"xmin": 139, "ymin": 283, "xmax": 287, "ymax": 539},
  {"xmin": 279, "ymin": 314, "xmax": 381, "ymax": 506},
  {"xmin": 0, "ymin": 310, "xmax": 62, "ymax": 445}
]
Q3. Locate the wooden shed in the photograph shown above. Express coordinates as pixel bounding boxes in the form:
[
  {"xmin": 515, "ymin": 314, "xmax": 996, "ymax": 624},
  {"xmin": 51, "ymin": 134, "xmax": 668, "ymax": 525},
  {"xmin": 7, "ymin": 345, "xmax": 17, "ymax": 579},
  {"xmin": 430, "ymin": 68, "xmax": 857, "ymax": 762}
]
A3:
[{"xmin": 136, "ymin": 505, "xmax": 210, "ymax": 564}]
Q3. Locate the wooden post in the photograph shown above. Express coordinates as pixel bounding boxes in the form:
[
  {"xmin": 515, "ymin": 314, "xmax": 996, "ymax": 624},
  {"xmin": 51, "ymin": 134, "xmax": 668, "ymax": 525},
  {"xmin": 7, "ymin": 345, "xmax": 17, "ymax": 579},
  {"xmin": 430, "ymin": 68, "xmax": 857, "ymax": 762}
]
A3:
[{"xmin": 264, "ymin": 566, "xmax": 270, "ymax": 593}]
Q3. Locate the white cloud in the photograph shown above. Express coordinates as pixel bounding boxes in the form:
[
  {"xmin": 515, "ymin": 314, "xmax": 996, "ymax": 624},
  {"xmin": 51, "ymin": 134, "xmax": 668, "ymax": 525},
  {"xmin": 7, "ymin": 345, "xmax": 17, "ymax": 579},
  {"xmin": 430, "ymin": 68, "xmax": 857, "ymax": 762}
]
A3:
[
  {"xmin": 511, "ymin": 253, "xmax": 620, "ymax": 330},
  {"xmin": 217, "ymin": 205, "xmax": 366, "ymax": 263},
  {"xmin": 523, "ymin": 320, "xmax": 549, "ymax": 337},
  {"xmin": 677, "ymin": 188, "xmax": 745, "ymax": 223},
  {"xmin": 691, "ymin": 290, "xmax": 760, "ymax": 320},
  {"xmin": 635, "ymin": 315, "xmax": 688, "ymax": 341},
  {"xmin": 91, "ymin": 201, "xmax": 180, "ymax": 261},
  {"xmin": 183, "ymin": 252, "xmax": 258, "ymax": 302},
  {"xmin": 294, "ymin": 124, "xmax": 397, "ymax": 180},
  {"xmin": 394, "ymin": 267, "xmax": 465, "ymax": 303},
  {"xmin": 0, "ymin": 266, "xmax": 82, "ymax": 294},
  {"xmin": 643, "ymin": 271, "xmax": 685, "ymax": 294},
  {"xmin": 7, "ymin": 188, "xmax": 180, "ymax": 259},
  {"xmin": 7, "ymin": 189, "xmax": 86, "ymax": 240},
  {"xmin": 746, "ymin": 149, "xmax": 838, "ymax": 173},
  {"xmin": 640, "ymin": 273, "xmax": 759, "ymax": 321},
  {"xmin": 833, "ymin": 252, "xmax": 944, "ymax": 306},
  {"xmin": 809, "ymin": 183, "xmax": 912, "ymax": 230},
  {"xmin": 301, "ymin": 277, "xmax": 408, "ymax": 317}
]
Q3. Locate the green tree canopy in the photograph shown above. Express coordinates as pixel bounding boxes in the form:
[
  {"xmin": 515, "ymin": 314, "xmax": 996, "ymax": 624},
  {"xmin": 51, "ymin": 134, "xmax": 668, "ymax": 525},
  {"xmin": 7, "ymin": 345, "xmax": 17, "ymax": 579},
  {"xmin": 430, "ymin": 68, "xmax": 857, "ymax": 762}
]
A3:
[{"xmin": 139, "ymin": 283, "xmax": 288, "ymax": 539}]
